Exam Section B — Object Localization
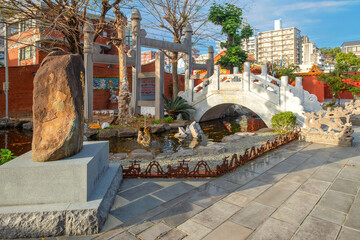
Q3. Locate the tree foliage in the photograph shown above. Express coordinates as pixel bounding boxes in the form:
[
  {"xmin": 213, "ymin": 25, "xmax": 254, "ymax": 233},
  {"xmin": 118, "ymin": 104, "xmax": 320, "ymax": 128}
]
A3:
[
  {"xmin": 271, "ymin": 111, "xmax": 297, "ymax": 134},
  {"xmin": 208, "ymin": 3, "xmax": 252, "ymax": 71},
  {"xmin": 272, "ymin": 62, "xmax": 300, "ymax": 84},
  {"xmin": 319, "ymin": 47, "xmax": 341, "ymax": 63},
  {"xmin": 318, "ymin": 52, "xmax": 360, "ymax": 103},
  {"xmin": 0, "ymin": 0, "xmax": 126, "ymax": 55},
  {"xmin": 138, "ymin": 0, "xmax": 210, "ymax": 100}
]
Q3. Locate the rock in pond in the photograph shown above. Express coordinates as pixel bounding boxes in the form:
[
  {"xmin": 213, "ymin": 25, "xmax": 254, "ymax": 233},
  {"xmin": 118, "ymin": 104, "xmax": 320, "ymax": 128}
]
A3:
[
  {"xmin": 32, "ymin": 51, "xmax": 84, "ymax": 162},
  {"xmin": 117, "ymin": 128, "xmax": 137, "ymax": 137},
  {"xmin": 171, "ymin": 149, "xmax": 195, "ymax": 159},
  {"xmin": 99, "ymin": 129, "xmax": 118, "ymax": 138}
]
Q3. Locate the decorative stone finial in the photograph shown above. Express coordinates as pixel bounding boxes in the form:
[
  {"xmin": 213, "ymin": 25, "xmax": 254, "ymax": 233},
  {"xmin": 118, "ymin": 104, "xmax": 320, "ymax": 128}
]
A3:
[
  {"xmin": 83, "ymin": 21, "xmax": 95, "ymax": 33},
  {"xmin": 185, "ymin": 23, "xmax": 192, "ymax": 33},
  {"xmin": 208, "ymin": 46, "xmax": 214, "ymax": 53},
  {"xmin": 131, "ymin": 9, "xmax": 142, "ymax": 21}
]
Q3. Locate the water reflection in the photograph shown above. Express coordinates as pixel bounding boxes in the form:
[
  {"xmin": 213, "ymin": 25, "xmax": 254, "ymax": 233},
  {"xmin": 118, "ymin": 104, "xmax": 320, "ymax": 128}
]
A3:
[{"xmin": 0, "ymin": 115, "xmax": 266, "ymax": 156}]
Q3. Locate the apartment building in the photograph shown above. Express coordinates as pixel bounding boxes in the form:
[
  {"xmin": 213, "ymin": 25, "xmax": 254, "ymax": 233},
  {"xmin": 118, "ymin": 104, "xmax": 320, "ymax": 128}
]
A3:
[
  {"xmin": 299, "ymin": 35, "xmax": 324, "ymax": 72},
  {"xmin": 241, "ymin": 36, "xmax": 258, "ymax": 60},
  {"xmin": 258, "ymin": 20, "xmax": 302, "ymax": 65},
  {"xmin": 341, "ymin": 40, "xmax": 360, "ymax": 57},
  {"xmin": 141, "ymin": 50, "xmax": 157, "ymax": 64}
]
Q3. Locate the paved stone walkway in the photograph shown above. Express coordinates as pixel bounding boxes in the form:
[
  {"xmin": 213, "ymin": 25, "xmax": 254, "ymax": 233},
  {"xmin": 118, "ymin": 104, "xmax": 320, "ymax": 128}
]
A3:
[{"xmin": 52, "ymin": 133, "xmax": 360, "ymax": 240}]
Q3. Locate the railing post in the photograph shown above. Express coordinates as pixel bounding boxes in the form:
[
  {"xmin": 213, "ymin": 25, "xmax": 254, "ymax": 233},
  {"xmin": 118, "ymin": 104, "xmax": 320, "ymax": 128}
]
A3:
[
  {"xmin": 83, "ymin": 21, "xmax": 95, "ymax": 122},
  {"xmin": 189, "ymin": 78, "xmax": 194, "ymax": 102},
  {"xmin": 243, "ymin": 62, "xmax": 250, "ymax": 91},
  {"xmin": 261, "ymin": 64, "xmax": 267, "ymax": 81},
  {"xmin": 233, "ymin": 67, "xmax": 239, "ymax": 81},
  {"xmin": 214, "ymin": 65, "xmax": 220, "ymax": 90},
  {"xmin": 207, "ymin": 46, "xmax": 214, "ymax": 77},
  {"xmin": 295, "ymin": 76, "xmax": 304, "ymax": 104},
  {"xmin": 280, "ymin": 76, "xmax": 288, "ymax": 109}
]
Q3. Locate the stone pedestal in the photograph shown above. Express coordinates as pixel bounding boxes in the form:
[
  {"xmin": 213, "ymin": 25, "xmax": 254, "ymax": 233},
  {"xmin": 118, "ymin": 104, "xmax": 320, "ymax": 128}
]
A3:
[{"xmin": 0, "ymin": 141, "xmax": 122, "ymax": 238}]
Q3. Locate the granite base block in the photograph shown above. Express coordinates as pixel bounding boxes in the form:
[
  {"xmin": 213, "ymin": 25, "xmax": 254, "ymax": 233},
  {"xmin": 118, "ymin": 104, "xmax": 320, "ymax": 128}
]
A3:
[{"xmin": 0, "ymin": 142, "xmax": 123, "ymax": 238}]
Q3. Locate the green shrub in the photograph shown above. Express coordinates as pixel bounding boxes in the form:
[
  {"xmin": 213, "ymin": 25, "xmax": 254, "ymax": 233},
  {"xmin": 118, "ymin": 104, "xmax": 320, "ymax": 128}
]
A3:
[
  {"xmin": 164, "ymin": 116, "xmax": 174, "ymax": 123},
  {"xmin": 150, "ymin": 119, "xmax": 160, "ymax": 124},
  {"xmin": 271, "ymin": 111, "xmax": 297, "ymax": 134},
  {"xmin": 0, "ymin": 149, "xmax": 16, "ymax": 165},
  {"xmin": 163, "ymin": 95, "xmax": 194, "ymax": 120}
]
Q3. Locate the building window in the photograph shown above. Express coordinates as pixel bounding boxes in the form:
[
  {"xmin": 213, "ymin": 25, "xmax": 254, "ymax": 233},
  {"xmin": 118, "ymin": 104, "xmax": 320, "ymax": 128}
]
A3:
[
  {"xmin": 20, "ymin": 20, "xmax": 33, "ymax": 32},
  {"xmin": 20, "ymin": 46, "xmax": 35, "ymax": 60}
]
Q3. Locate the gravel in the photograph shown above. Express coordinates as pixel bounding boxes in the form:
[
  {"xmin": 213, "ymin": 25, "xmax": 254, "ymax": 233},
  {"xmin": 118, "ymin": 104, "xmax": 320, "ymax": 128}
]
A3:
[{"xmin": 111, "ymin": 131, "xmax": 279, "ymax": 171}]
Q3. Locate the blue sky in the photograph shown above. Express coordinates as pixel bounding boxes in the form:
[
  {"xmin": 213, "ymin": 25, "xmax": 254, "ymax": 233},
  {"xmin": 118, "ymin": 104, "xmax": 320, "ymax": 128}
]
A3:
[{"xmin": 243, "ymin": 0, "xmax": 360, "ymax": 48}]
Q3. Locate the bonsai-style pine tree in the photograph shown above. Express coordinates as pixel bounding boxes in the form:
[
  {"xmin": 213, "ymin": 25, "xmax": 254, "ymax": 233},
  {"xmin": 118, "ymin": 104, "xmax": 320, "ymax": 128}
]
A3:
[{"xmin": 208, "ymin": 3, "xmax": 253, "ymax": 72}]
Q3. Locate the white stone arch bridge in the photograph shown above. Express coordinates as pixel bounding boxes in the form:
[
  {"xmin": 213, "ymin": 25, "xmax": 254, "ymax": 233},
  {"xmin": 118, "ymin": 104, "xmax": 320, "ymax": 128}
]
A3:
[{"xmin": 179, "ymin": 62, "xmax": 322, "ymax": 127}]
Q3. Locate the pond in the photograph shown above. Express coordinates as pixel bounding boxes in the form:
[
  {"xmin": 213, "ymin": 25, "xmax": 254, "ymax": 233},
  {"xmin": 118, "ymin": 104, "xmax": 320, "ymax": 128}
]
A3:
[{"xmin": 0, "ymin": 115, "xmax": 267, "ymax": 157}]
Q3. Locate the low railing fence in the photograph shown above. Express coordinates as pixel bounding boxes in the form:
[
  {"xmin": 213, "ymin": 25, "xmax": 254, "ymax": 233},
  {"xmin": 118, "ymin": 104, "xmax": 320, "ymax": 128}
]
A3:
[{"xmin": 122, "ymin": 132, "xmax": 299, "ymax": 178}]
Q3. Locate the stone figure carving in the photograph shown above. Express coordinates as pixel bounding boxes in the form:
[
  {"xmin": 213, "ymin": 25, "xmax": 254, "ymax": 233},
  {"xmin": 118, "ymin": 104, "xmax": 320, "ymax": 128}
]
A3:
[
  {"xmin": 32, "ymin": 51, "xmax": 84, "ymax": 162},
  {"xmin": 300, "ymin": 101, "xmax": 360, "ymax": 146},
  {"xmin": 137, "ymin": 127, "xmax": 151, "ymax": 146}
]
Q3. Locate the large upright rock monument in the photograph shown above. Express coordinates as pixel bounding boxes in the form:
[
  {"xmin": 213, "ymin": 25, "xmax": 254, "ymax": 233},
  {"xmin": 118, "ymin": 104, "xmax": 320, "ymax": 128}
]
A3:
[{"xmin": 32, "ymin": 51, "xmax": 84, "ymax": 162}]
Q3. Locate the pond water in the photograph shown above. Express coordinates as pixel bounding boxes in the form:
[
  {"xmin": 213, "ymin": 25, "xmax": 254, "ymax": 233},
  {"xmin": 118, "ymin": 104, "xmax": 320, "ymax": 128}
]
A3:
[{"xmin": 0, "ymin": 115, "xmax": 266, "ymax": 156}]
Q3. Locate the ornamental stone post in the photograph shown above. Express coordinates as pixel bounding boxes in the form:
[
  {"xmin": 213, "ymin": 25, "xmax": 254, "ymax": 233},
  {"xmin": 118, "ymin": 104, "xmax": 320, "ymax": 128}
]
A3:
[
  {"xmin": 243, "ymin": 62, "xmax": 251, "ymax": 91},
  {"xmin": 83, "ymin": 21, "xmax": 95, "ymax": 122},
  {"xmin": 184, "ymin": 23, "xmax": 193, "ymax": 91}
]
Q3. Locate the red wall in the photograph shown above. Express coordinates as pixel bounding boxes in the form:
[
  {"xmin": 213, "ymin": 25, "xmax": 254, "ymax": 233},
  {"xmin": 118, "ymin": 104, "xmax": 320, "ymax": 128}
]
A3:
[
  {"xmin": 0, "ymin": 65, "xmax": 39, "ymax": 117},
  {"xmin": 302, "ymin": 76, "xmax": 325, "ymax": 102}
]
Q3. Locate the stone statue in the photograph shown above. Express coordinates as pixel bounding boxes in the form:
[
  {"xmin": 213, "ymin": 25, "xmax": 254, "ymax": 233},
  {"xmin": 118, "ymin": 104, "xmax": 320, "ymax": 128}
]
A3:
[
  {"xmin": 300, "ymin": 101, "xmax": 360, "ymax": 146},
  {"xmin": 32, "ymin": 51, "xmax": 84, "ymax": 162},
  {"xmin": 137, "ymin": 127, "xmax": 151, "ymax": 146}
]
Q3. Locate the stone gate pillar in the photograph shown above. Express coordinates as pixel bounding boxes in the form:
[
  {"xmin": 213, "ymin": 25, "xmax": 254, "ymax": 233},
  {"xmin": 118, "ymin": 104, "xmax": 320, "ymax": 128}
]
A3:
[
  {"xmin": 295, "ymin": 76, "xmax": 304, "ymax": 104},
  {"xmin": 184, "ymin": 24, "xmax": 193, "ymax": 91},
  {"xmin": 130, "ymin": 9, "xmax": 142, "ymax": 115},
  {"xmin": 207, "ymin": 46, "xmax": 214, "ymax": 77},
  {"xmin": 155, "ymin": 52, "xmax": 164, "ymax": 119},
  {"xmin": 280, "ymin": 76, "xmax": 289, "ymax": 109}
]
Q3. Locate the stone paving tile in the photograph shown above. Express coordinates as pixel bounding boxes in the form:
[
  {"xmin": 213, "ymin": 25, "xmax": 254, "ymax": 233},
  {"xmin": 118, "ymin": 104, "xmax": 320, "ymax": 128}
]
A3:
[
  {"xmin": 299, "ymin": 179, "xmax": 331, "ymax": 196},
  {"xmin": 191, "ymin": 200, "xmax": 241, "ymax": 229},
  {"xmin": 152, "ymin": 182, "xmax": 195, "ymax": 202},
  {"xmin": 292, "ymin": 216, "xmax": 341, "ymax": 240},
  {"xmin": 119, "ymin": 179, "xmax": 145, "ymax": 192},
  {"xmin": 202, "ymin": 221, "xmax": 253, "ymax": 240},
  {"xmin": 236, "ymin": 179, "xmax": 272, "ymax": 198},
  {"xmin": 186, "ymin": 183, "xmax": 229, "ymax": 208},
  {"xmin": 128, "ymin": 221, "xmax": 154, "ymax": 236},
  {"xmin": 282, "ymin": 191, "xmax": 320, "ymax": 215},
  {"xmin": 222, "ymin": 192, "xmax": 254, "ymax": 207},
  {"xmin": 255, "ymin": 170, "xmax": 288, "ymax": 184},
  {"xmin": 138, "ymin": 222, "xmax": 172, "ymax": 240},
  {"xmin": 247, "ymin": 217, "xmax": 298, "ymax": 240},
  {"xmin": 111, "ymin": 195, "xmax": 164, "ymax": 223},
  {"xmin": 229, "ymin": 202, "xmax": 276, "ymax": 230},
  {"xmin": 119, "ymin": 182, "xmax": 163, "ymax": 201},
  {"xmin": 150, "ymin": 180, "xmax": 180, "ymax": 188},
  {"xmin": 283, "ymin": 152, "xmax": 312, "ymax": 166},
  {"xmin": 337, "ymin": 227, "xmax": 360, "ymax": 240},
  {"xmin": 159, "ymin": 228, "xmax": 186, "ymax": 240},
  {"xmin": 92, "ymin": 228, "xmax": 128, "ymax": 240},
  {"xmin": 254, "ymin": 186, "xmax": 294, "ymax": 208},
  {"xmin": 268, "ymin": 161, "xmax": 298, "ymax": 173},
  {"xmin": 224, "ymin": 169, "xmax": 260, "ymax": 186},
  {"xmin": 209, "ymin": 178, "xmax": 241, "ymax": 192},
  {"xmin": 339, "ymin": 166, "xmax": 360, "ymax": 182},
  {"xmin": 100, "ymin": 214, "xmax": 123, "ymax": 232},
  {"xmin": 310, "ymin": 205, "xmax": 346, "ymax": 225},
  {"xmin": 111, "ymin": 195, "xmax": 130, "ymax": 211},
  {"xmin": 184, "ymin": 180, "xmax": 209, "ymax": 188},
  {"xmin": 122, "ymin": 205, "xmax": 167, "ymax": 228},
  {"xmin": 243, "ymin": 160, "xmax": 279, "ymax": 175},
  {"xmin": 318, "ymin": 190, "xmax": 355, "ymax": 213},
  {"xmin": 344, "ymin": 199, "xmax": 360, "ymax": 230},
  {"xmin": 178, "ymin": 219, "xmax": 212, "ymax": 240},
  {"xmin": 271, "ymin": 206, "xmax": 307, "ymax": 226},
  {"xmin": 280, "ymin": 171, "xmax": 310, "ymax": 185},
  {"xmin": 111, "ymin": 231, "xmax": 139, "ymax": 240},
  {"xmin": 150, "ymin": 201, "xmax": 204, "ymax": 227},
  {"xmin": 330, "ymin": 178, "xmax": 360, "ymax": 195},
  {"xmin": 272, "ymin": 180, "xmax": 301, "ymax": 192},
  {"xmin": 311, "ymin": 166, "xmax": 342, "ymax": 182}
]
